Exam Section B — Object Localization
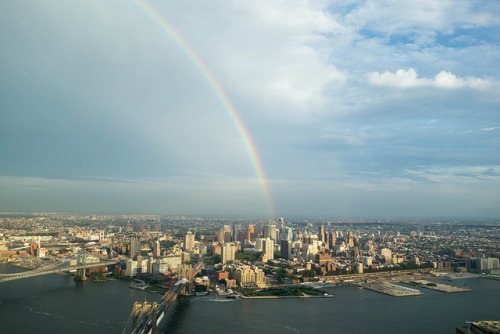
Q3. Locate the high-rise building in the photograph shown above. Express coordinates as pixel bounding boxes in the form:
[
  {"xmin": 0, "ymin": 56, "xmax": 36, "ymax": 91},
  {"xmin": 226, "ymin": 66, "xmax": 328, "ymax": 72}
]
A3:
[
  {"xmin": 152, "ymin": 261, "xmax": 168, "ymax": 274},
  {"xmin": 125, "ymin": 259, "xmax": 137, "ymax": 277},
  {"xmin": 184, "ymin": 231, "xmax": 195, "ymax": 251},
  {"xmin": 136, "ymin": 254, "xmax": 143, "ymax": 273},
  {"xmin": 319, "ymin": 226, "xmax": 325, "ymax": 243},
  {"xmin": 279, "ymin": 227, "xmax": 293, "ymax": 241},
  {"xmin": 329, "ymin": 232, "xmax": 336, "ymax": 248},
  {"xmin": 278, "ymin": 217, "xmax": 284, "ymax": 229},
  {"xmin": 255, "ymin": 238, "xmax": 266, "ymax": 252},
  {"xmin": 467, "ymin": 257, "xmax": 500, "ymax": 273},
  {"xmin": 362, "ymin": 256, "xmax": 373, "ymax": 266},
  {"xmin": 130, "ymin": 238, "xmax": 141, "ymax": 259},
  {"xmin": 153, "ymin": 240, "xmax": 161, "ymax": 258},
  {"xmin": 263, "ymin": 224, "xmax": 277, "ymax": 243},
  {"xmin": 222, "ymin": 243, "xmax": 236, "ymax": 264},
  {"xmin": 247, "ymin": 225, "xmax": 257, "ymax": 242},
  {"xmin": 232, "ymin": 223, "xmax": 242, "ymax": 242},
  {"xmin": 263, "ymin": 238, "xmax": 274, "ymax": 260},
  {"xmin": 381, "ymin": 248, "xmax": 392, "ymax": 258},
  {"xmin": 280, "ymin": 240, "xmax": 291, "ymax": 260},
  {"xmin": 218, "ymin": 225, "xmax": 232, "ymax": 244}
]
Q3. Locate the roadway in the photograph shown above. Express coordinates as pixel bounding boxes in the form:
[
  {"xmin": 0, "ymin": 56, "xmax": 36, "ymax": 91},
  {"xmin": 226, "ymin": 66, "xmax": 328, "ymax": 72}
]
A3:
[
  {"xmin": 129, "ymin": 260, "xmax": 204, "ymax": 334},
  {"xmin": 0, "ymin": 259, "xmax": 119, "ymax": 282}
]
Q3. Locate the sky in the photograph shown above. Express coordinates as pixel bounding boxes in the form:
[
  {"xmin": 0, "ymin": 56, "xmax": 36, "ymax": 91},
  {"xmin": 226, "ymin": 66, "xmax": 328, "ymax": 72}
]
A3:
[{"xmin": 1, "ymin": 0, "xmax": 499, "ymax": 219}]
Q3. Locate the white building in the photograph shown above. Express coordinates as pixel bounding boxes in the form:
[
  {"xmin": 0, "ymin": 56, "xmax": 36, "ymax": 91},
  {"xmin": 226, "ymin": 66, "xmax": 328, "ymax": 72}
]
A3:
[{"xmin": 222, "ymin": 243, "xmax": 236, "ymax": 264}]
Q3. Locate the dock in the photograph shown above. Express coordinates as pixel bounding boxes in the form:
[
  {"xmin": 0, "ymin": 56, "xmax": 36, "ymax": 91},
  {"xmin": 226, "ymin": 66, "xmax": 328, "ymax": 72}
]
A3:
[
  {"xmin": 406, "ymin": 280, "xmax": 471, "ymax": 293},
  {"xmin": 362, "ymin": 282, "xmax": 423, "ymax": 297}
]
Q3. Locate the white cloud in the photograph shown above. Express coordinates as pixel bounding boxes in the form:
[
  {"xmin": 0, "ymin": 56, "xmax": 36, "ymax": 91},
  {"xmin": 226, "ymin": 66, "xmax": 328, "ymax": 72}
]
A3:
[
  {"xmin": 344, "ymin": 0, "xmax": 498, "ymax": 35},
  {"xmin": 367, "ymin": 68, "xmax": 495, "ymax": 89}
]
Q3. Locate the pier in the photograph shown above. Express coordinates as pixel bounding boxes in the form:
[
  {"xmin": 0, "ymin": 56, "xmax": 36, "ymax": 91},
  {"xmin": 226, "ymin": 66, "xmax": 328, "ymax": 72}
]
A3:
[
  {"xmin": 362, "ymin": 282, "xmax": 423, "ymax": 297},
  {"xmin": 406, "ymin": 280, "xmax": 471, "ymax": 293}
]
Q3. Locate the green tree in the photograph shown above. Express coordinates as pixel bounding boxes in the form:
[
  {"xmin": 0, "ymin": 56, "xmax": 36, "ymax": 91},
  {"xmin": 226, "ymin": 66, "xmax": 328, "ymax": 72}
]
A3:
[
  {"xmin": 300, "ymin": 270, "xmax": 317, "ymax": 278},
  {"xmin": 204, "ymin": 254, "xmax": 221, "ymax": 265},
  {"xmin": 195, "ymin": 285, "xmax": 208, "ymax": 292}
]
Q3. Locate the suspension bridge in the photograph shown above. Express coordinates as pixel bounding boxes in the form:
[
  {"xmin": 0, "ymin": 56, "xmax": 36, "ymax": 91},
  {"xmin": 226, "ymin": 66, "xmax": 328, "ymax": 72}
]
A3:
[
  {"xmin": 0, "ymin": 251, "xmax": 119, "ymax": 282},
  {"xmin": 123, "ymin": 260, "xmax": 205, "ymax": 334}
]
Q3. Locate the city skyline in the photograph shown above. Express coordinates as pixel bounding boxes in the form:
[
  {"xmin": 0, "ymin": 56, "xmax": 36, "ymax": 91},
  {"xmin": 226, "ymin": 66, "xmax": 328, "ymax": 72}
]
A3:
[{"xmin": 1, "ymin": 1, "xmax": 499, "ymax": 218}]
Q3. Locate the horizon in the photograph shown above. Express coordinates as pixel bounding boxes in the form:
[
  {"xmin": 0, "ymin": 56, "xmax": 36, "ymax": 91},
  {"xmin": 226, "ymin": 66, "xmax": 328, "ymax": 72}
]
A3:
[{"xmin": 0, "ymin": 211, "xmax": 498, "ymax": 223}]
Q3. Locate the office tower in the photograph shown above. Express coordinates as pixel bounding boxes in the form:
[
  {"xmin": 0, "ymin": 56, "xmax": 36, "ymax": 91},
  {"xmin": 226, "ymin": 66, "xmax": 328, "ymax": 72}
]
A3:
[
  {"xmin": 319, "ymin": 226, "xmax": 325, "ymax": 243},
  {"xmin": 263, "ymin": 224, "xmax": 277, "ymax": 243},
  {"xmin": 280, "ymin": 227, "xmax": 293, "ymax": 241},
  {"xmin": 381, "ymin": 248, "xmax": 392, "ymax": 258},
  {"xmin": 136, "ymin": 254, "xmax": 143, "ymax": 273},
  {"xmin": 329, "ymin": 231, "xmax": 336, "ymax": 248},
  {"xmin": 218, "ymin": 225, "xmax": 232, "ymax": 244},
  {"xmin": 280, "ymin": 239, "xmax": 291, "ymax": 260},
  {"xmin": 153, "ymin": 240, "xmax": 161, "ymax": 258},
  {"xmin": 263, "ymin": 238, "xmax": 274, "ymax": 260},
  {"xmin": 255, "ymin": 238, "xmax": 266, "ymax": 252},
  {"xmin": 362, "ymin": 256, "xmax": 373, "ymax": 266},
  {"xmin": 183, "ymin": 231, "xmax": 195, "ymax": 251},
  {"xmin": 125, "ymin": 259, "xmax": 137, "ymax": 277},
  {"xmin": 130, "ymin": 238, "xmax": 141, "ymax": 259},
  {"xmin": 232, "ymin": 223, "xmax": 242, "ymax": 241},
  {"xmin": 222, "ymin": 243, "xmax": 236, "ymax": 264},
  {"xmin": 348, "ymin": 231, "xmax": 354, "ymax": 248},
  {"xmin": 247, "ymin": 225, "xmax": 257, "ymax": 242},
  {"xmin": 278, "ymin": 217, "xmax": 284, "ymax": 229},
  {"xmin": 237, "ymin": 230, "xmax": 247, "ymax": 244}
]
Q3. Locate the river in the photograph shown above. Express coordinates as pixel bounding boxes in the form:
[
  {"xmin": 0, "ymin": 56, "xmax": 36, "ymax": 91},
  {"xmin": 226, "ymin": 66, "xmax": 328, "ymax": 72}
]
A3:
[{"xmin": 1, "ymin": 264, "xmax": 499, "ymax": 333}]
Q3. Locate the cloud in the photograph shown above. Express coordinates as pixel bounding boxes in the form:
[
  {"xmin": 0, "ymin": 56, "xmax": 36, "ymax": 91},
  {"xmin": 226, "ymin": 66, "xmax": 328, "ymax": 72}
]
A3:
[
  {"xmin": 1, "ymin": 1, "xmax": 500, "ymax": 218},
  {"xmin": 404, "ymin": 165, "xmax": 500, "ymax": 183},
  {"xmin": 344, "ymin": 0, "xmax": 498, "ymax": 36},
  {"xmin": 173, "ymin": 1, "xmax": 348, "ymax": 118},
  {"xmin": 366, "ymin": 68, "xmax": 495, "ymax": 89}
]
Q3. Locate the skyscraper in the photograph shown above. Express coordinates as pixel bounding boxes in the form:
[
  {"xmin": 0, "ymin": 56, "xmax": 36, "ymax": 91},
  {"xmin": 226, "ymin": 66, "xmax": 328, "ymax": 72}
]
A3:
[
  {"xmin": 153, "ymin": 240, "xmax": 161, "ymax": 258},
  {"xmin": 280, "ymin": 239, "xmax": 291, "ymax": 260},
  {"xmin": 218, "ymin": 225, "xmax": 232, "ymax": 244},
  {"xmin": 329, "ymin": 231, "xmax": 336, "ymax": 249},
  {"xmin": 247, "ymin": 225, "xmax": 257, "ymax": 242},
  {"xmin": 263, "ymin": 224, "xmax": 277, "ymax": 243},
  {"xmin": 263, "ymin": 238, "xmax": 274, "ymax": 260},
  {"xmin": 279, "ymin": 227, "xmax": 293, "ymax": 241},
  {"xmin": 232, "ymin": 223, "xmax": 242, "ymax": 242},
  {"xmin": 319, "ymin": 226, "xmax": 325, "ymax": 243},
  {"xmin": 130, "ymin": 238, "xmax": 141, "ymax": 259},
  {"xmin": 183, "ymin": 231, "xmax": 195, "ymax": 251},
  {"xmin": 222, "ymin": 243, "xmax": 236, "ymax": 264}
]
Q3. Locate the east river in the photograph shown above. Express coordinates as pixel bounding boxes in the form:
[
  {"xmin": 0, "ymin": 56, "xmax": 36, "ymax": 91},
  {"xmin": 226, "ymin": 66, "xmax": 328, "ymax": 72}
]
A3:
[{"xmin": 1, "ymin": 264, "xmax": 499, "ymax": 333}]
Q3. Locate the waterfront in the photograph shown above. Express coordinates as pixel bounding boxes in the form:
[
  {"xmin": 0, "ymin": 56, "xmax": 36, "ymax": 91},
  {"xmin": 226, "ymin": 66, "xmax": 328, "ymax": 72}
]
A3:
[
  {"xmin": 0, "ymin": 264, "xmax": 160, "ymax": 334},
  {"xmin": 1, "ymin": 264, "xmax": 499, "ymax": 333}
]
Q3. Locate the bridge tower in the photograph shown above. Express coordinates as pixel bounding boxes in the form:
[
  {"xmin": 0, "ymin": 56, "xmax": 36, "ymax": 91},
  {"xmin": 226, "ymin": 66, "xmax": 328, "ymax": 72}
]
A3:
[
  {"xmin": 75, "ymin": 249, "xmax": 87, "ymax": 281},
  {"xmin": 131, "ymin": 301, "xmax": 158, "ymax": 334}
]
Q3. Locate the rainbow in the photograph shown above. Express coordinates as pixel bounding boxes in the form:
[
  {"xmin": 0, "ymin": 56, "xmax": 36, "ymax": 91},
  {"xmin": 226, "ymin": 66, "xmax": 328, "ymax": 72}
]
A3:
[{"xmin": 132, "ymin": 0, "xmax": 274, "ymax": 218}]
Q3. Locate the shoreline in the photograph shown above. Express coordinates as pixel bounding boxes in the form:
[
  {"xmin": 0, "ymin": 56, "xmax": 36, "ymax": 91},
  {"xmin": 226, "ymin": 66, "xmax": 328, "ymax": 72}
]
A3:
[{"xmin": 240, "ymin": 294, "xmax": 334, "ymax": 299}]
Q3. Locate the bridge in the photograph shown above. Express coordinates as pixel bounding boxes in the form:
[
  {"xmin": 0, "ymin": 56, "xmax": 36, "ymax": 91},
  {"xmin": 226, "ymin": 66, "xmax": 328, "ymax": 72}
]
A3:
[
  {"xmin": 123, "ymin": 260, "xmax": 204, "ymax": 334},
  {"xmin": 0, "ymin": 251, "xmax": 120, "ymax": 282}
]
